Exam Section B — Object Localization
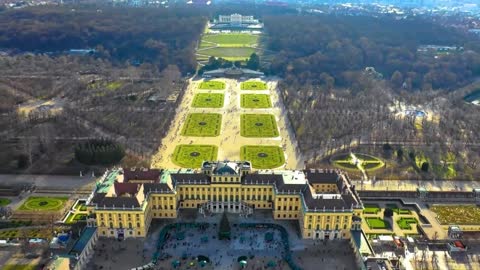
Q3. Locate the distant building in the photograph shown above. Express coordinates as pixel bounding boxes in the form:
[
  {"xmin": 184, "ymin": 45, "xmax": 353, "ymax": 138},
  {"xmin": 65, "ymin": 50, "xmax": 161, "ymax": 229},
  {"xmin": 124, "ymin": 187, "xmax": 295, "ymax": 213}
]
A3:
[
  {"xmin": 217, "ymin": 14, "xmax": 259, "ymax": 25},
  {"xmin": 203, "ymin": 67, "xmax": 264, "ymax": 79},
  {"xmin": 211, "ymin": 14, "xmax": 263, "ymax": 31}
]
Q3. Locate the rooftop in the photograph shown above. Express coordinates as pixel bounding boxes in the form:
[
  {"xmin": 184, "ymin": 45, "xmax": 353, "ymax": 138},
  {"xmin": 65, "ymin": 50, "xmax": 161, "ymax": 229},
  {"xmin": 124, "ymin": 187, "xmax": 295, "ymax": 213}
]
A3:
[
  {"xmin": 69, "ymin": 227, "xmax": 97, "ymax": 256},
  {"xmin": 96, "ymin": 169, "xmax": 119, "ymax": 193}
]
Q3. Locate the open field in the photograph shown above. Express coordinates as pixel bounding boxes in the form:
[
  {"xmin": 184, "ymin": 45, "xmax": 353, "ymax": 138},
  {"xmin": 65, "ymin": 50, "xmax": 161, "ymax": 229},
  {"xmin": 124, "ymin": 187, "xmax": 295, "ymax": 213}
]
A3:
[
  {"xmin": 241, "ymin": 81, "xmax": 267, "ymax": 90},
  {"xmin": 240, "ymin": 146, "xmax": 285, "ymax": 169},
  {"xmin": 241, "ymin": 94, "xmax": 272, "ymax": 109},
  {"xmin": 181, "ymin": 113, "xmax": 222, "ymax": 137},
  {"xmin": 18, "ymin": 196, "xmax": 68, "ymax": 211},
  {"xmin": 198, "ymin": 47, "xmax": 255, "ymax": 60},
  {"xmin": 172, "ymin": 145, "xmax": 218, "ymax": 168},
  {"xmin": 192, "ymin": 93, "xmax": 224, "ymax": 108},
  {"xmin": 430, "ymin": 205, "xmax": 480, "ymax": 225},
  {"xmin": 198, "ymin": 81, "xmax": 226, "ymax": 90},
  {"xmin": 365, "ymin": 217, "xmax": 389, "ymax": 229},
  {"xmin": 201, "ymin": 33, "xmax": 258, "ymax": 46},
  {"xmin": 241, "ymin": 114, "xmax": 279, "ymax": 138}
]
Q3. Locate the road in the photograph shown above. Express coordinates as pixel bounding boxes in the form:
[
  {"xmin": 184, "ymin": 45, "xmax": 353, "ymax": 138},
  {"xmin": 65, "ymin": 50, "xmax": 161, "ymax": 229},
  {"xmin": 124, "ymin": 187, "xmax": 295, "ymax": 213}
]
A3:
[
  {"xmin": 0, "ymin": 174, "xmax": 96, "ymax": 190},
  {"xmin": 352, "ymin": 179, "xmax": 480, "ymax": 191}
]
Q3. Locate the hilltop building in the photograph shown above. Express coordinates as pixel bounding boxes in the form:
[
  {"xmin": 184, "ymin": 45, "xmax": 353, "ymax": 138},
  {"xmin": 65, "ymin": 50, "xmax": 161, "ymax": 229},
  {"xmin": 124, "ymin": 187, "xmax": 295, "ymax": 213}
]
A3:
[
  {"xmin": 217, "ymin": 14, "xmax": 259, "ymax": 25},
  {"xmin": 210, "ymin": 14, "xmax": 263, "ymax": 31},
  {"xmin": 86, "ymin": 161, "xmax": 363, "ymax": 240}
]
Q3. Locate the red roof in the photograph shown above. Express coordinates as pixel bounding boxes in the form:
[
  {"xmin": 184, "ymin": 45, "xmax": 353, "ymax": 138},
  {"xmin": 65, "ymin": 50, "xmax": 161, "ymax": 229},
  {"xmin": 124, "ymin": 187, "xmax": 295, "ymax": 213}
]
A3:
[
  {"xmin": 454, "ymin": 241, "xmax": 465, "ymax": 249},
  {"xmin": 123, "ymin": 169, "xmax": 161, "ymax": 182},
  {"xmin": 114, "ymin": 182, "xmax": 140, "ymax": 196}
]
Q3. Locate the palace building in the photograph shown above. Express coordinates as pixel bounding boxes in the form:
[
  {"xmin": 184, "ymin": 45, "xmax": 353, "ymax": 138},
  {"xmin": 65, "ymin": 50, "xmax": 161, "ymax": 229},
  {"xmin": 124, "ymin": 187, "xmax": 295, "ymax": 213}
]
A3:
[{"xmin": 85, "ymin": 161, "xmax": 363, "ymax": 240}]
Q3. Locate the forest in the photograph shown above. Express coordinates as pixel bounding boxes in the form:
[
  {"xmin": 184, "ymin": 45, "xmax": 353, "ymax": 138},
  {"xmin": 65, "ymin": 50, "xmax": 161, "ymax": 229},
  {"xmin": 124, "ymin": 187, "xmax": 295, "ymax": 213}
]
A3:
[
  {"xmin": 0, "ymin": 6, "xmax": 206, "ymax": 74},
  {"xmin": 264, "ymin": 15, "xmax": 480, "ymax": 91}
]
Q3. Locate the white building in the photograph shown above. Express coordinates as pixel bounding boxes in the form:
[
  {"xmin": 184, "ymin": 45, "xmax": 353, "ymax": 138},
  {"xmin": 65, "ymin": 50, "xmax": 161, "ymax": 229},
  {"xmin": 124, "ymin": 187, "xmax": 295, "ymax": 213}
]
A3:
[{"xmin": 217, "ymin": 14, "xmax": 259, "ymax": 25}]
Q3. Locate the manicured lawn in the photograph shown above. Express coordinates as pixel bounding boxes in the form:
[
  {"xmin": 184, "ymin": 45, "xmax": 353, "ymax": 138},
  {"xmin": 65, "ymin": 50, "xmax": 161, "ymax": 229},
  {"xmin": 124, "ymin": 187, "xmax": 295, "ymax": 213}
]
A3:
[
  {"xmin": 240, "ymin": 145, "xmax": 285, "ymax": 169},
  {"xmin": 430, "ymin": 205, "xmax": 480, "ymax": 225},
  {"xmin": 65, "ymin": 213, "xmax": 87, "ymax": 224},
  {"xmin": 172, "ymin": 145, "xmax": 218, "ymax": 168},
  {"xmin": 106, "ymin": 81, "xmax": 122, "ymax": 91},
  {"xmin": 199, "ymin": 47, "xmax": 255, "ymax": 60},
  {"xmin": 192, "ymin": 93, "xmax": 224, "ymax": 108},
  {"xmin": 18, "ymin": 196, "xmax": 68, "ymax": 211},
  {"xmin": 331, "ymin": 153, "xmax": 384, "ymax": 172},
  {"xmin": 181, "ymin": 113, "xmax": 222, "ymax": 137},
  {"xmin": 202, "ymin": 33, "xmax": 258, "ymax": 46},
  {"xmin": 365, "ymin": 217, "xmax": 389, "ymax": 229},
  {"xmin": 199, "ymin": 81, "xmax": 225, "ymax": 90},
  {"xmin": 386, "ymin": 203, "xmax": 412, "ymax": 215},
  {"xmin": 240, "ymin": 114, "xmax": 279, "ymax": 138},
  {"xmin": 0, "ymin": 198, "xmax": 11, "ymax": 206},
  {"xmin": 397, "ymin": 217, "xmax": 418, "ymax": 230},
  {"xmin": 241, "ymin": 81, "xmax": 267, "ymax": 90},
  {"xmin": 241, "ymin": 94, "xmax": 272, "ymax": 109},
  {"xmin": 363, "ymin": 204, "xmax": 381, "ymax": 214},
  {"xmin": 73, "ymin": 201, "xmax": 87, "ymax": 211}
]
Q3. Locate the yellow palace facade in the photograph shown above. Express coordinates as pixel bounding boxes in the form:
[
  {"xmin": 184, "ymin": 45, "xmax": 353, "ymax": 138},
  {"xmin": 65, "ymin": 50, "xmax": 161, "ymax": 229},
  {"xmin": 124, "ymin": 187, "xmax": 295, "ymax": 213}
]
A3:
[{"xmin": 86, "ymin": 161, "xmax": 363, "ymax": 240}]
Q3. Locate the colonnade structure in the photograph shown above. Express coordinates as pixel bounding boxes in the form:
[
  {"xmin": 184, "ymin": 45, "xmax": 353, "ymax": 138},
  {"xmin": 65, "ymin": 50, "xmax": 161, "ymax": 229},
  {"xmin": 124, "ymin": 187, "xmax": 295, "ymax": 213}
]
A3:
[{"xmin": 86, "ymin": 161, "xmax": 364, "ymax": 240}]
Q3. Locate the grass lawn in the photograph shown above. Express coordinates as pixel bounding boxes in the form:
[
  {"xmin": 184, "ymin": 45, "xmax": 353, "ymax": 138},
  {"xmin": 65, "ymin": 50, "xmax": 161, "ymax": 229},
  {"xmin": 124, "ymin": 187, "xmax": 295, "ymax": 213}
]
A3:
[
  {"xmin": 181, "ymin": 113, "xmax": 222, "ymax": 137},
  {"xmin": 331, "ymin": 153, "xmax": 384, "ymax": 172},
  {"xmin": 363, "ymin": 204, "xmax": 381, "ymax": 214},
  {"xmin": 365, "ymin": 217, "xmax": 389, "ymax": 229},
  {"xmin": 18, "ymin": 196, "xmax": 68, "ymax": 211},
  {"xmin": 241, "ymin": 81, "xmax": 267, "ymax": 90},
  {"xmin": 0, "ymin": 198, "xmax": 11, "ymax": 206},
  {"xmin": 192, "ymin": 93, "xmax": 224, "ymax": 108},
  {"xmin": 397, "ymin": 217, "xmax": 418, "ymax": 230},
  {"xmin": 241, "ymin": 94, "xmax": 272, "ymax": 109},
  {"xmin": 73, "ymin": 201, "xmax": 87, "ymax": 211},
  {"xmin": 172, "ymin": 145, "xmax": 218, "ymax": 168},
  {"xmin": 430, "ymin": 205, "xmax": 480, "ymax": 225},
  {"xmin": 199, "ymin": 81, "xmax": 225, "ymax": 90},
  {"xmin": 386, "ymin": 204, "xmax": 412, "ymax": 215},
  {"xmin": 199, "ymin": 47, "xmax": 255, "ymax": 60},
  {"xmin": 65, "ymin": 213, "xmax": 87, "ymax": 224},
  {"xmin": 4, "ymin": 265, "xmax": 37, "ymax": 270},
  {"xmin": 240, "ymin": 114, "xmax": 279, "ymax": 138},
  {"xmin": 202, "ymin": 33, "xmax": 258, "ymax": 46},
  {"xmin": 240, "ymin": 145, "xmax": 285, "ymax": 169},
  {"xmin": 106, "ymin": 81, "xmax": 122, "ymax": 91}
]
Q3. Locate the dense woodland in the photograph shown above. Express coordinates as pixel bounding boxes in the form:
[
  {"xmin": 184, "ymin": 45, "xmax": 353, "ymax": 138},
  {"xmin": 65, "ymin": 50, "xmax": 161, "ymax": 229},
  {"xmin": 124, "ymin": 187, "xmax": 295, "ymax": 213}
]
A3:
[
  {"xmin": 264, "ymin": 15, "xmax": 480, "ymax": 91},
  {"xmin": 0, "ymin": 6, "xmax": 206, "ymax": 73}
]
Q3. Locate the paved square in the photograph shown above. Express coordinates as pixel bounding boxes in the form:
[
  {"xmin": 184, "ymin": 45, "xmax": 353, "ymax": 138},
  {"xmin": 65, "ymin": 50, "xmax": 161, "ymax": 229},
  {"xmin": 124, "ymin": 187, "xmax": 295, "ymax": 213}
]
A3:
[
  {"xmin": 181, "ymin": 113, "xmax": 222, "ymax": 137},
  {"xmin": 192, "ymin": 93, "xmax": 224, "ymax": 108},
  {"xmin": 241, "ymin": 114, "xmax": 279, "ymax": 138}
]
